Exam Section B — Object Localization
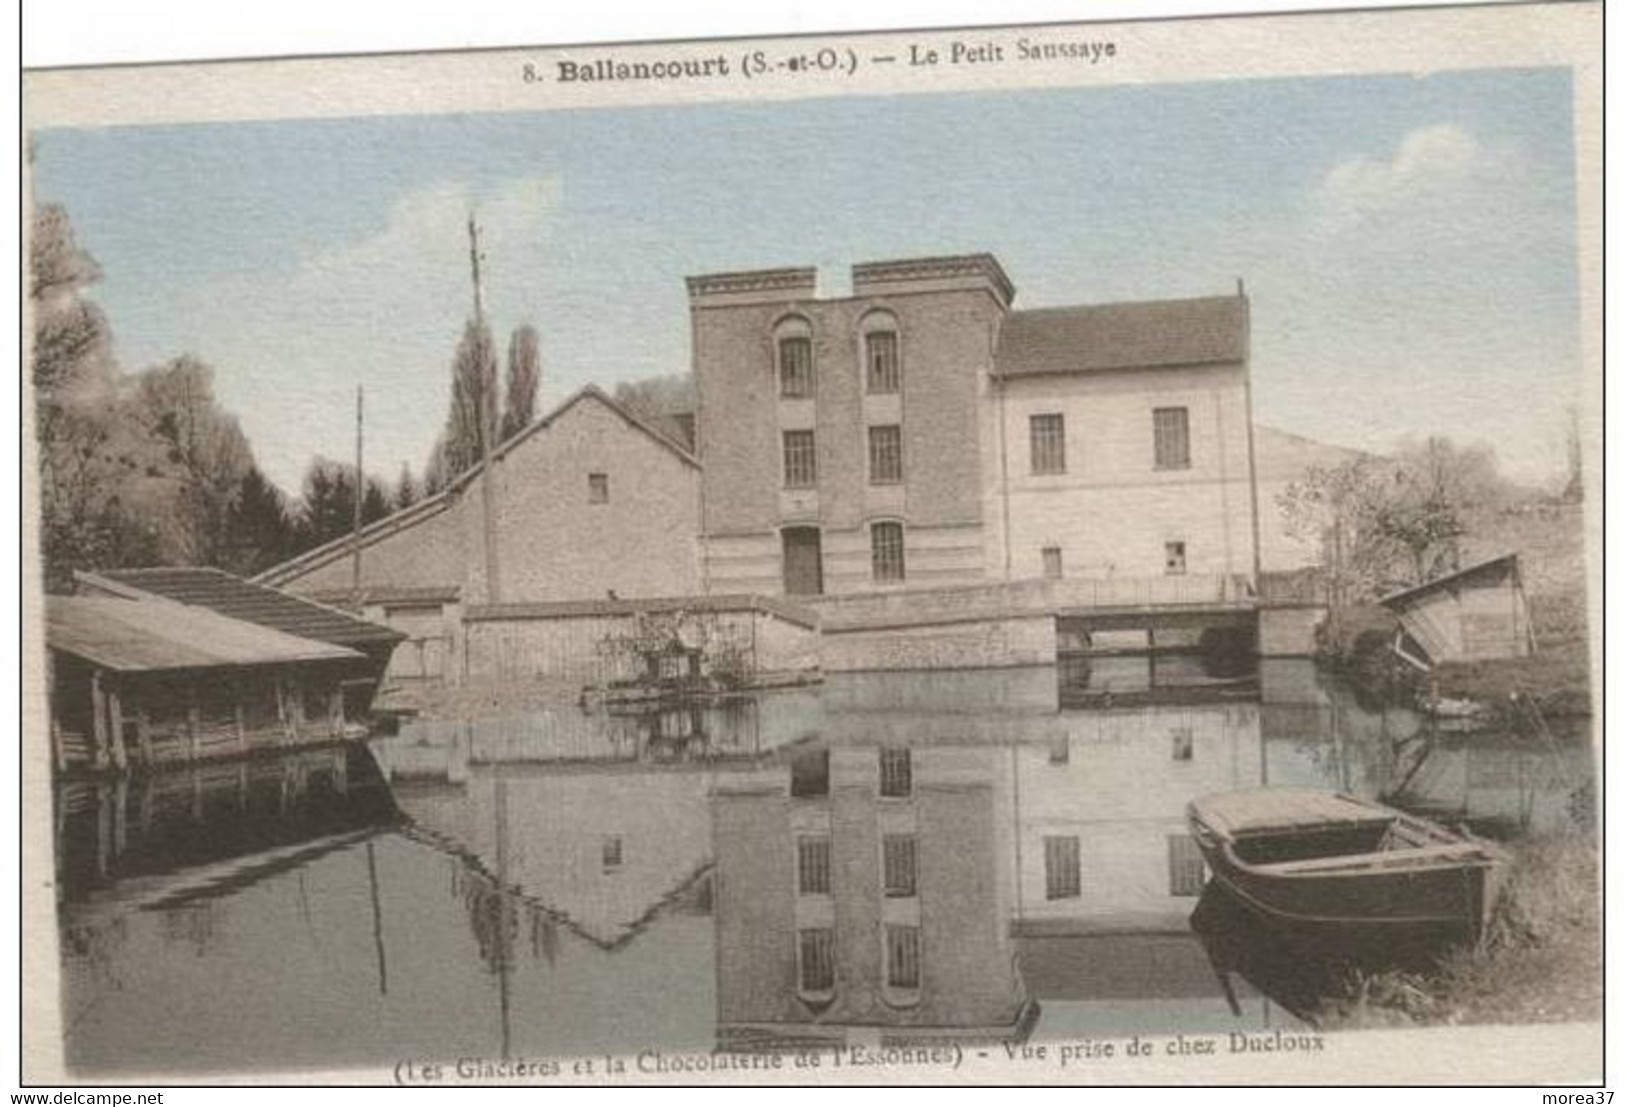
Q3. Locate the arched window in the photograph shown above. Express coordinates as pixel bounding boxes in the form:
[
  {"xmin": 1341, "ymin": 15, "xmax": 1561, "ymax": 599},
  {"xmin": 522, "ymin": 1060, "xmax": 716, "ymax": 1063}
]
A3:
[
  {"xmin": 860, "ymin": 310, "xmax": 901, "ymax": 394},
  {"xmin": 774, "ymin": 316, "xmax": 814, "ymax": 398}
]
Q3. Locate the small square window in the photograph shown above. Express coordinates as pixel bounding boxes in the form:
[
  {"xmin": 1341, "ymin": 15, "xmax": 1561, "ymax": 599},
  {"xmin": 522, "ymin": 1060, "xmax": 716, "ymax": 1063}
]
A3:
[
  {"xmin": 1042, "ymin": 546, "xmax": 1063, "ymax": 579},
  {"xmin": 1165, "ymin": 541, "xmax": 1187, "ymax": 576},
  {"xmin": 790, "ymin": 748, "xmax": 830, "ymax": 798},
  {"xmin": 588, "ymin": 472, "xmax": 609, "ymax": 503},
  {"xmin": 1170, "ymin": 727, "xmax": 1194, "ymax": 761}
]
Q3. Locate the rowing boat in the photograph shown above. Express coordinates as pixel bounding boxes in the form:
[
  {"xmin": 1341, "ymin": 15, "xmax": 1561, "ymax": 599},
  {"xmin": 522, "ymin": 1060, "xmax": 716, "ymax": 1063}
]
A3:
[{"xmin": 1187, "ymin": 788, "xmax": 1509, "ymax": 947}]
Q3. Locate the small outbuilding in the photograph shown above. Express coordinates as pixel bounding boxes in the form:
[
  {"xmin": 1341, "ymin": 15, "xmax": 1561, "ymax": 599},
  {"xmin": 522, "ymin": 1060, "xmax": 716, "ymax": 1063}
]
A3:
[
  {"xmin": 79, "ymin": 566, "xmax": 406, "ymax": 719},
  {"xmin": 47, "ymin": 594, "xmax": 367, "ymax": 773},
  {"xmin": 1379, "ymin": 553, "xmax": 1535, "ymax": 669}
]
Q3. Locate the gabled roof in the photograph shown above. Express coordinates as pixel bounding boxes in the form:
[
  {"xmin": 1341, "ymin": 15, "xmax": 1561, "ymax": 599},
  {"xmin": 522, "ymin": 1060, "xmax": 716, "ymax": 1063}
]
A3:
[
  {"xmin": 85, "ymin": 567, "xmax": 405, "ymax": 648},
  {"xmin": 48, "ymin": 595, "xmax": 362, "ymax": 673},
  {"xmin": 1378, "ymin": 553, "xmax": 1522, "ymax": 609},
  {"xmin": 255, "ymin": 384, "xmax": 697, "ymax": 588},
  {"xmin": 994, "ymin": 294, "xmax": 1246, "ymax": 378}
]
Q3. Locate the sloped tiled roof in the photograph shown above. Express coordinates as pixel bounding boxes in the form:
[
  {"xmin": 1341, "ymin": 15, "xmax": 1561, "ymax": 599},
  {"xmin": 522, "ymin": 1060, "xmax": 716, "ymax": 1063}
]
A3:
[
  {"xmin": 48, "ymin": 595, "xmax": 362, "ymax": 673},
  {"xmin": 88, "ymin": 567, "xmax": 405, "ymax": 648},
  {"xmin": 995, "ymin": 295, "xmax": 1246, "ymax": 378}
]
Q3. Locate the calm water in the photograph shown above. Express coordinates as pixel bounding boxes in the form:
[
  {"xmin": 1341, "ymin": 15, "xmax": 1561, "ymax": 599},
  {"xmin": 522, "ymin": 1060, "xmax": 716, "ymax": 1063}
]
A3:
[{"xmin": 54, "ymin": 660, "xmax": 1595, "ymax": 1077}]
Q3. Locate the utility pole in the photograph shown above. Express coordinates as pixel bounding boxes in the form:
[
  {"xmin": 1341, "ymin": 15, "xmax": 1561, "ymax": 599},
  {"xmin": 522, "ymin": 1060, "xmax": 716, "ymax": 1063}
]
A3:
[
  {"xmin": 351, "ymin": 384, "xmax": 364, "ymax": 602},
  {"xmin": 469, "ymin": 213, "xmax": 503, "ymax": 604}
]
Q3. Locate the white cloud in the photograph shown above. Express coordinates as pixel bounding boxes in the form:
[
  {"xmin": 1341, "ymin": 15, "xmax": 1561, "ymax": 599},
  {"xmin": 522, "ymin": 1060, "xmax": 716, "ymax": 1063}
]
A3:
[
  {"xmin": 1313, "ymin": 124, "xmax": 1505, "ymax": 232},
  {"xmin": 179, "ymin": 174, "xmax": 562, "ymax": 492}
]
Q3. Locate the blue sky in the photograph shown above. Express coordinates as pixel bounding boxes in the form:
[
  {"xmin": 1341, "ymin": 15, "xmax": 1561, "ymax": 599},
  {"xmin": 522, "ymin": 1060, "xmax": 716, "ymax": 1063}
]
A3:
[{"xmin": 31, "ymin": 67, "xmax": 1580, "ymax": 493}]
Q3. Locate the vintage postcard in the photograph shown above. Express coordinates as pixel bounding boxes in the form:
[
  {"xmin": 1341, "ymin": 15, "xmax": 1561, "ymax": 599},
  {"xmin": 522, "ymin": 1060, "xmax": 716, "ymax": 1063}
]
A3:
[{"xmin": 20, "ymin": 0, "xmax": 1603, "ymax": 1089}]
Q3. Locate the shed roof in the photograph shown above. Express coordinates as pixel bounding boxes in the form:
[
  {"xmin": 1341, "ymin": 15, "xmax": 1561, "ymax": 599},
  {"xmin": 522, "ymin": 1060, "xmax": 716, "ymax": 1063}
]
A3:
[
  {"xmin": 1377, "ymin": 553, "xmax": 1522, "ymax": 609},
  {"xmin": 48, "ymin": 595, "xmax": 363, "ymax": 673},
  {"xmin": 994, "ymin": 295, "xmax": 1246, "ymax": 378},
  {"xmin": 87, "ymin": 567, "xmax": 405, "ymax": 648}
]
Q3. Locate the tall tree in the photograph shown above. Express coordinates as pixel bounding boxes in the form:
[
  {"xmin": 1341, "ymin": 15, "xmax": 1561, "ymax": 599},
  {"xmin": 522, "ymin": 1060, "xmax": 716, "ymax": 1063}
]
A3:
[
  {"xmin": 29, "ymin": 202, "xmax": 151, "ymax": 589},
  {"xmin": 395, "ymin": 463, "xmax": 419, "ymax": 510},
  {"xmin": 131, "ymin": 355, "xmax": 255, "ymax": 567},
  {"xmin": 223, "ymin": 464, "xmax": 296, "ymax": 575},
  {"xmin": 440, "ymin": 320, "xmax": 500, "ymax": 480},
  {"xmin": 30, "ymin": 203, "xmax": 113, "ymax": 399},
  {"xmin": 297, "ymin": 457, "xmax": 355, "ymax": 550},
  {"xmin": 502, "ymin": 324, "xmax": 541, "ymax": 440}
]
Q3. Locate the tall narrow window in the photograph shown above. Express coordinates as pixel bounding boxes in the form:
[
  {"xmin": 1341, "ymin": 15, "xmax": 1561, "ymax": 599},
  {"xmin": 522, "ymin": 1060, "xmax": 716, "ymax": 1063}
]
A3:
[
  {"xmin": 883, "ymin": 834, "xmax": 918, "ymax": 897},
  {"xmin": 868, "ymin": 425, "xmax": 903, "ymax": 484},
  {"xmin": 879, "ymin": 746, "xmax": 912, "ymax": 797},
  {"xmin": 1165, "ymin": 541, "xmax": 1187, "ymax": 576},
  {"xmin": 1153, "ymin": 407, "xmax": 1191, "ymax": 470},
  {"xmin": 783, "ymin": 430, "xmax": 817, "ymax": 488},
  {"xmin": 1044, "ymin": 835, "xmax": 1081, "ymax": 900},
  {"xmin": 798, "ymin": 835, "xmax": 832, "ymax": 895},
  {"xmin": 1042, "ymin": 546, "xmax": 1063, "ymax": 579},
  {"xmin": 871, "ymin": 522, "xmax": 905, "ymax": 583},
  {"xmin": 779, "ymin": 335, "xmax": 814, "ymax": 398},
  {"xmin": 885, "ymin": 925, "xmax": 921, "ymax": 989},
  {"xmin": 1167, "ymin": 834, "xmax": 1206, "ymax": 897},
  {"xmin": 866, "ymin": 330, "xmax": 900, "ymax": 394},
  {"xmin": 798, "ymin": 928, "xmax": 836, "ymax": 992},
  {"xmin": 587, "ymin": 472, "xmax": 609, "ymax": 504},
  {"xmin": 1030, "ymin": 413, "xmax": 1066, "ymax": 474},
  {"xmin": 601, "ymin": 836, "xmax": 624, "ymax": 872}
]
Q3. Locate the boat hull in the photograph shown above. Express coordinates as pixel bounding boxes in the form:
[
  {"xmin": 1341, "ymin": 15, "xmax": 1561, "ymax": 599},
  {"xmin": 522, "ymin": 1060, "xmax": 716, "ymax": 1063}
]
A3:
[
  {"xmin": 1195, "ymin": 841, "xmax": 1502, "ymax": 949},
  {"xmin": 1187, "ymin": 790, "xmax": 1507, "ymax": 949}
]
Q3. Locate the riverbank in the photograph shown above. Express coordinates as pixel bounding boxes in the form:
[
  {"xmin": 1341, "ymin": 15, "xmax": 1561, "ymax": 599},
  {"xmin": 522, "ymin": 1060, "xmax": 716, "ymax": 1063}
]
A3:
[{"xmin": 1320, "ymin": 835, "xmax": 1600, "ymax": 1028}]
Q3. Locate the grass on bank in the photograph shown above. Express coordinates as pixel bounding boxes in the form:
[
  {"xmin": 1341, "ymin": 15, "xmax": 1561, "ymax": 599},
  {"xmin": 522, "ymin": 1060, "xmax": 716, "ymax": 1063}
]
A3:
[{"xmin": 1319, "ymin": 836, "xmax": 1601, "ymax": 1029}]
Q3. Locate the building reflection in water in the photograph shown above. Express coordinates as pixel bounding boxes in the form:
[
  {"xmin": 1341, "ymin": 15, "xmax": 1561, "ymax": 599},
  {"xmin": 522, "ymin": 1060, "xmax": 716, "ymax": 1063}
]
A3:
[
  {"xmin": 706, "ymin": 664, "xmax": 1289, "ymax": 1047},
  {"xmin": 52, "ymin": 661, "xmax": 1594, "ymax": 1075}
]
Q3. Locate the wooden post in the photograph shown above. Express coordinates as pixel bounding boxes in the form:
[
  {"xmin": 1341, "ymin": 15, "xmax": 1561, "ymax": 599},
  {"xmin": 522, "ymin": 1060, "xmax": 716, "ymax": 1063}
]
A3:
[
  {"xmin": 112, "ymin": 777, "xmax": 129, "ymax": 856},
  {"xmin": 51, "ymin": 719, "xmax": 68, "ymax": 776},
  {"xmin": 276, "ymin": 676, "xmax": 297, "ymax": 745},
  {"xmin": 107, "ymin": 685, "xmax": 128, "ymax": 772},
  {"xmin": 136, "ymin": 702, "xmax": 152, "ymax": 765},
  {"xmin": 187, "ymin": 683, "xmax": 202, "ymax": 763},
  {"xmin": 234, "ymin": 677, "xmax": 248, "ymax": 755},
  {"xmin": 90, "ymin": 669, "xmax": 109, "ymax": 772}
]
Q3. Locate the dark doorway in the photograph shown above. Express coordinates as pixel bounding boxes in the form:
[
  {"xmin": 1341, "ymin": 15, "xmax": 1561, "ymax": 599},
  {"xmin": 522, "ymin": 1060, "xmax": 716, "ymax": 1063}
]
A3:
[{"xmin": 782, "ymin": 527, "xmax": 824, "ymax": 596}]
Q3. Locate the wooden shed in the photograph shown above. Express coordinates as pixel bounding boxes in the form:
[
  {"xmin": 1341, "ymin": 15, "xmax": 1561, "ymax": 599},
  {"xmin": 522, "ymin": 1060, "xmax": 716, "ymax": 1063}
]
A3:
[
  {"xmin": 1379, "ymin": 553, "xmax": 1535, "ymax": 669},
  {"xmin": 78, "ymin": 567, "xmax": 405, "ymax": 721},
  {"xmin": 47, "ymin": 595, "xmax": 366, "ymax": 773}
]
